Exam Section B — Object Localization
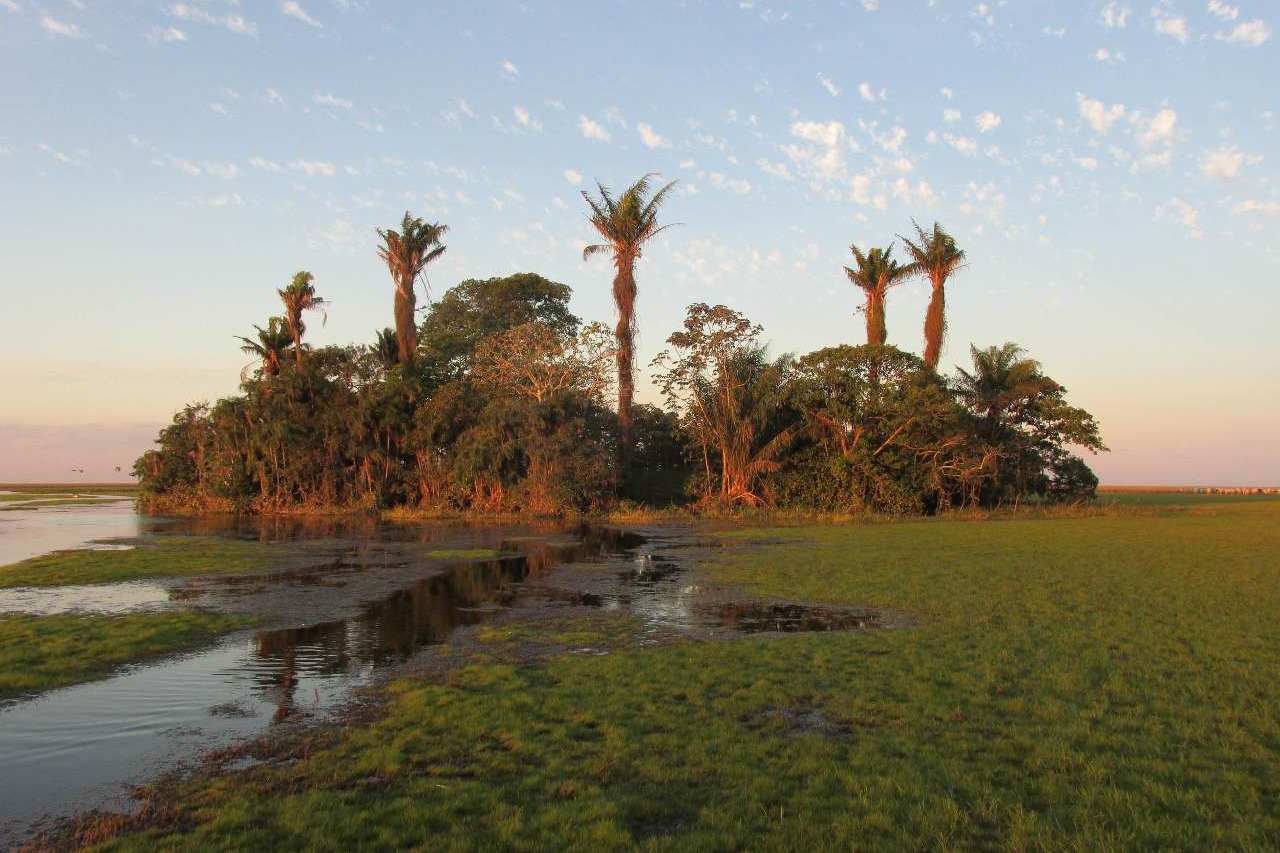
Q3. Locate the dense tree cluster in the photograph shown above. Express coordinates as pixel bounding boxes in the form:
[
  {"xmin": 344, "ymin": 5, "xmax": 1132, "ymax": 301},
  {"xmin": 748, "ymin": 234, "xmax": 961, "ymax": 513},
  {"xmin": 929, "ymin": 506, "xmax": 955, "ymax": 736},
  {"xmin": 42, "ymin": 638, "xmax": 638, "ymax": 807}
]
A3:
[{"xmin": 137, "ymin": 182, "xmax": 1105, "ymax": 515}]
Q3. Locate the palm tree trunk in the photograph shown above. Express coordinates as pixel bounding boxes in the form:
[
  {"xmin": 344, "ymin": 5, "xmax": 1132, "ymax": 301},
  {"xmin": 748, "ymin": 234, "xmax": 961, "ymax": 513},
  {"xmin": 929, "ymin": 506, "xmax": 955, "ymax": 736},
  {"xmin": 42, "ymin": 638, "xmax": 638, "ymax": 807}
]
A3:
[
  {"xmin": 866, "ymin": 289, "xmax": 887, "ymax": 345},
  {"xmin": 923, "ymin": 282, "xmax": 945, "ymax": 370},
  {"xmin": 394, "ymin": 281, "xmax": 417, "ymax": 365},
  {"xmin": 612, "ymin": 261, "xmax": 637, "ymax": 458}
]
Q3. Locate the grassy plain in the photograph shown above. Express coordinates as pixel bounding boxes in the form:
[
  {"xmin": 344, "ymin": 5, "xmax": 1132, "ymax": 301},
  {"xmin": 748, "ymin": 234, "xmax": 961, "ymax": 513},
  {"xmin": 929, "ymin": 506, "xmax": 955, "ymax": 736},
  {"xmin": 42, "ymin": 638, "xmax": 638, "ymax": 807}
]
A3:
[{"xmin": 79, "ymin": 494, "xmax": 1280, "ymax": 850}]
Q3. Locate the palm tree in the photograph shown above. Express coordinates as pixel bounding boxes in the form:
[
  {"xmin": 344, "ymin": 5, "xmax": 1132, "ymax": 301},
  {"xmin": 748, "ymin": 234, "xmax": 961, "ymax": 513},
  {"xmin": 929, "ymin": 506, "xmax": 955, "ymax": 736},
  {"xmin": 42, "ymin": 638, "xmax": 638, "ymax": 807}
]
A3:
[
  {"xmin": 844, "ymin": 244, "xmax": 913, "ymax": 346},
  {"xmin": 278, "ymin": 271, "xmax": 328, "ymax": 367},
  {"xmin": 237, "ymin": 317, "xmax": 293, "ymax": 378},
  {"xmin": 954, "ymin": 343, "xmax": 1058, "ymax": 433},
  {"xmin": 376, "ymin": 212, "xmax": 448, "ymax": 366},
  {"xmin": 581, "ymin": 174, "xmax": 678, "ymax": 453},
  {"xmin": 373, "ymin": 328, "xmax": 399, "ymax": 370},
  {"xmin": 899, "ymin": 221, "xmax": 965, "ymax": 371}
]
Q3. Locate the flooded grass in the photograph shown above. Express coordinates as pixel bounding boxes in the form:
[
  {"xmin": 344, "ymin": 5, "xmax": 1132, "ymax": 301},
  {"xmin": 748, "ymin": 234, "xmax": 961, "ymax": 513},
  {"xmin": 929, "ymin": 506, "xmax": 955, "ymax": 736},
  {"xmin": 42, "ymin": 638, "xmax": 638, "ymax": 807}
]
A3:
[
  {"xmin": 69, "ymin": 498, "xmax": 1280, "ymax": 851},
  {"xmin": 0, "ymin": 612, "xmax": 250, "ymax": 701},
  {"xmin": 0, "ymin": 536, "xmax": 315, "ymax": 588}
]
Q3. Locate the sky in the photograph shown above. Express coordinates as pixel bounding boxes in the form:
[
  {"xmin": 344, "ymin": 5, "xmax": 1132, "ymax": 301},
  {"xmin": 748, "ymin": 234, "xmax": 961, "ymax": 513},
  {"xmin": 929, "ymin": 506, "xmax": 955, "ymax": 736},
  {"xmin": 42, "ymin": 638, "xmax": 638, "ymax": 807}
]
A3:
[{"xmin": 0, "ymin": 0, "xmax": 1277, "ymax": 485}]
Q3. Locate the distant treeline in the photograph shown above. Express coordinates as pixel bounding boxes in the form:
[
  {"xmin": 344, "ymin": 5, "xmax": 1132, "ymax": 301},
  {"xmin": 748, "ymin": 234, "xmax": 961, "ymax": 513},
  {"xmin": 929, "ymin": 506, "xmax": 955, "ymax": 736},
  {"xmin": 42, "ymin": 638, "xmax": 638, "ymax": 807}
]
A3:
[{"xmin": 136, "ymin": 178, "xmax": 1105, "ymax": 515}]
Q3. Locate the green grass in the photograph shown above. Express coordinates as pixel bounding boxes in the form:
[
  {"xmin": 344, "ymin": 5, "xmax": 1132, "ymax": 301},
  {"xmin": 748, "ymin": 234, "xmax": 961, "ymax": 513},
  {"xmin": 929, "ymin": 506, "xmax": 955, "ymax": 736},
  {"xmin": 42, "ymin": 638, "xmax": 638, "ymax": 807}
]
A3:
[
  {"xmin": 0, "ymin": 537, "xmax": 293, "ymax": 587},
  {"xmin": 0, "ymin": 611, "xmax": 249, "ymax": 701},
  {"xmin": 0, "ymin": 483, "xmax": 140, "ymax": 497},
  {"xmin": 97, "ymin": 501, "xmax": 1280, "ymax": 850},
  {"xmin": 1097, "ymin": 490, "xmax": 1280, "ymax": 506},
  {"xmin": 424, "ymin": 548, "xmax": 505, "ymax": 560}
]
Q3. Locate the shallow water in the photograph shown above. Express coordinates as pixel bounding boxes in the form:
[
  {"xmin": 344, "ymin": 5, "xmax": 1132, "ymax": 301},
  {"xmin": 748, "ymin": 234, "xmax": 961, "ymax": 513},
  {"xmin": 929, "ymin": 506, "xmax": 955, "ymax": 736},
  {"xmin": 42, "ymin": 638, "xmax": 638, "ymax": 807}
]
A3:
[
  {"xmin": 0, "ymin": 510, "xmax": 878, "ymax": 844},
  {"xmin": 0, "ymin": 499, "xmax": 141, "ymax": 566}
]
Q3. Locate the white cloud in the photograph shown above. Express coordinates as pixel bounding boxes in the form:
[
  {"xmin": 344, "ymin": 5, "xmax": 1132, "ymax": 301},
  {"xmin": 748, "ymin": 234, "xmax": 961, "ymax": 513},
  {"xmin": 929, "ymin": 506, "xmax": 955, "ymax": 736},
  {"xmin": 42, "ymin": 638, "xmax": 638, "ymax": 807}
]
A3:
[
  {"xmin": 790, "ymin": 120, "xmax": 844, "ymax": 147},
  {"xmin": 1216, "ymin": 19, "xmax": 1271, "ymax": 45},
  {"xmin": 1200, "ymin": 145, "xmax": 1260, "ymax": 179},
  {"xmin": 513, "ymin": 106, "xmax": 541, "ymax": 131},
  {"xmin": 578, "ymin": 115, "xmax": 611, "ymax": 141},
  {"xmin": 208, "ymin": 102, "xmax": 230, "ymax": 117},
  {"xmin": 861, "ymin": 0, "xmax": 879, "ymax": 9},
  {"xmin": 281, "ymin": 1, "xmax": 321, "ymax": 27},
  {"xmin": 708, "ymin": 172, "xmax": 752, "ymax": 195},
  {"xmin": 1207, "ymin": 1, "xmax": 1239, "ymax": 21},
  {"xmin": 943, "ymin": 133, "xmax": 978, "ymax": 156},
  {"xmin": 563, "ymin": 168, "xmax": 582, "ymax": 185},
  {"xmin": 940, "ymin": 87, "xmax": 955, "ymax": 100},
  {"xmin": 1074, "ymin": 156, "xmax": 1100, "ymax": 170},
  {"xmin": 0, "ymin": 1, "xmax": 19, "ymax": 12},
  {"xmin": 200, "ymin": 161, "xmax": 238, "ymax": 178},
  {"xmin": 1233, "ymin": 199, "xmax": 1280, "ymax": 216},
  {"xmin": 196, "ymin": 192, "xmax": 245, "ymax": 207},
  {"xmin": 1100, "ymin": 2, "xmax": 1129, "ymax": 28},
  {"xmin": 249, "ymin": 156, "xmax": 283, "ymax": 172},
  {"xmin": 38, "ymin": 143, "xmax": 85, "ymax": 166},
  {"xmin": 499, "ymin": 59, "xmax": 519, "ymax": 79},
  {"xmin": 263, "ymin": 88, "xmax": 286, "ymax": 106},
  {"xmin": 1156, "ymin": 197, "xmax": 1202, "ymax": 238},
  {"xmin": 943, "ymin": 108, "xmax": 962, "ymax": 123},
  {"xmin": 1154, "ymin": 14, "xmax": 1190, "ymax": 43},
  {"xmin": 1093, "ymin": 47, "xmax": 1126, "ymax": 63},
  {"xmin": 817, "ymin": 73, "xmax": 840, "ymax": 97},
  {"xmin": 168, "ymin": 3, "xmax": 256, "ymax": 36},
  {"xmin": 289, "ymin": 159, "xmax": 337, "ymax": 176},
  {"xmin": 637, "ymin": 122, "xmax": 670, "ymax": 149},
  {"xmin": 756, "ymin": 158, "xmax": 793, "ymax": 179},
  {"xmin": 313, "ymin": 92, "xmax": 353, "ymax": 109},
  {"xmin": 1136, "ymin": 108, "xmax": 1178, "ymax": 147},
  {"xmin": 858, "ymin": 81, "xmax": 883, "ymax": 102},
  {"xmin": 147, "ymin": 26, "xmax": 187, "ymax": 43},
  {"xmin": 1077, "ymin": 92, "xmax": 1127, "ymax": 133},
  {"xmin": 41, "ymin": 14, "xmax": 84, "ymax": 37},
  {"xmin": 975, "ymin": 111, "xmax": 1002, "ymax": 133}
]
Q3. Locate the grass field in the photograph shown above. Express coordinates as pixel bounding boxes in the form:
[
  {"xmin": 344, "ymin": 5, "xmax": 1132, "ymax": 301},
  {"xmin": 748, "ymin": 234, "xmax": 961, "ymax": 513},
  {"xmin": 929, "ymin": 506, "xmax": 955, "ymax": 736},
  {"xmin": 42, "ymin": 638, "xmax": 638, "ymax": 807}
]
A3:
[
  {"xmin": 80, "ymin": 495, "xmax": 1280, "ymax": 850},
  {"xmin": 0, "ymin": 612, "xmax": 249, "ymax": 701}
]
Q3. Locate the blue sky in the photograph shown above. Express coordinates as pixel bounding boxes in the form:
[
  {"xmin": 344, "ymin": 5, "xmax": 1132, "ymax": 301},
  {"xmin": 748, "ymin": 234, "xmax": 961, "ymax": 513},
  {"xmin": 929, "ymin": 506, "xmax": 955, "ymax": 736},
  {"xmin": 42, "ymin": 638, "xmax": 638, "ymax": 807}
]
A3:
[{"xmin": 1, "ymin": 0, "xmax": 1277, "ymax": 484}]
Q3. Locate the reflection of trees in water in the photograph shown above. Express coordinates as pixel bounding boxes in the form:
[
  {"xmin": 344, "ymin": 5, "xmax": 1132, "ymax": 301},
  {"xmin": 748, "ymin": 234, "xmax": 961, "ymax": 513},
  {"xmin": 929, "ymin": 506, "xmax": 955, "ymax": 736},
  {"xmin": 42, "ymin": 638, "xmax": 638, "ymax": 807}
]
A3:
[{"xmin": 243, "ymin": 525, "xmax": 645, "ymax": 721}]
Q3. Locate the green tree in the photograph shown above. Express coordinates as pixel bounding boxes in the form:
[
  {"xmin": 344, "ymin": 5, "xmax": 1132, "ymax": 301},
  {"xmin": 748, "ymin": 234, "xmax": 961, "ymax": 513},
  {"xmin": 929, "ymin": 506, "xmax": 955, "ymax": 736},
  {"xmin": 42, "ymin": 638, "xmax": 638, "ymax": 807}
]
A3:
[
  {"xmin": 237, "ymin": 317, "xmax": 293, "ymax": 378},
  {"xmin": 899, "ymin": 221, "xmax": 965, "ymax": 371},
  {"xmin": 844, "ymin": 244, "xmax": 913, "ymax": 346},
  {"xmin": 278, "ymin": 271, "xmax": 328, "ymax": 367},
  {"xmin": 373, "ymin": 328, "xmax": 399, "ymax": 371},
  {"xmin": 955, "ymin": 343, "xmax": 1107, "ymax": 504},
  {"xmin": 582, "ymin": 174, "xmax": 678, "ymax": 454},
  {"xmin": 376, "ymin": 212, "xmax": 448, "ymax": 366},
  {"xmin": 653, "ymin": 304, "xmax": 795, "ymax": 506},
  {"xmin": 419, "ymin": 273, "xmax": 578, "ymax": 381}
]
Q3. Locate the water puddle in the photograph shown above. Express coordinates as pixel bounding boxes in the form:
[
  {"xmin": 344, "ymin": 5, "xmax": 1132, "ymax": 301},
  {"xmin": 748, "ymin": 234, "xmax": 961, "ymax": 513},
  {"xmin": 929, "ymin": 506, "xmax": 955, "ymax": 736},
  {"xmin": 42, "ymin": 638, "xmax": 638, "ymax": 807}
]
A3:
[
  {"xmin": 0, "ymin": 582, "xmax": 172, "ymax": 616},
  {"xmin": 0, "ymin": 518, "xmax": 884, "ymax": 844}
]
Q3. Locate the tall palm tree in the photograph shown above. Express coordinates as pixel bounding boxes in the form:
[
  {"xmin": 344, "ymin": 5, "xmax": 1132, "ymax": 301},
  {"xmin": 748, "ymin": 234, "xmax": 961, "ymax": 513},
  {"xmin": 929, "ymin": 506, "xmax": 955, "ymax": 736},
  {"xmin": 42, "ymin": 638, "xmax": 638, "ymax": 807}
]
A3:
[
  {"xmin": 278, "ymin": 270, "xmax": 328, "ymax": 367},
  {"xmin": 237, "ymin": 317, "xmax": 293, "ymax": 378},
  {"xmin": 844, "ymin": 244, "xmax": 913, "ymax": 346},
  {"xmin": 376, "ymin": 212, "xmax": 448, "ymax": 366},
  {"xmin": 954, "ymin": 343, "xmax": 1058, "ymax": 433},
  {"xmin": 899, "ymin": 221, "xmax": 965, "ymax": 371},
  {"xmin": 373, "ymin": 327, "xmax": 399, "ymax": 370},
  {"xmin": 581, "ymin": 174, "xmax": 678, "ymax": 453}
]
